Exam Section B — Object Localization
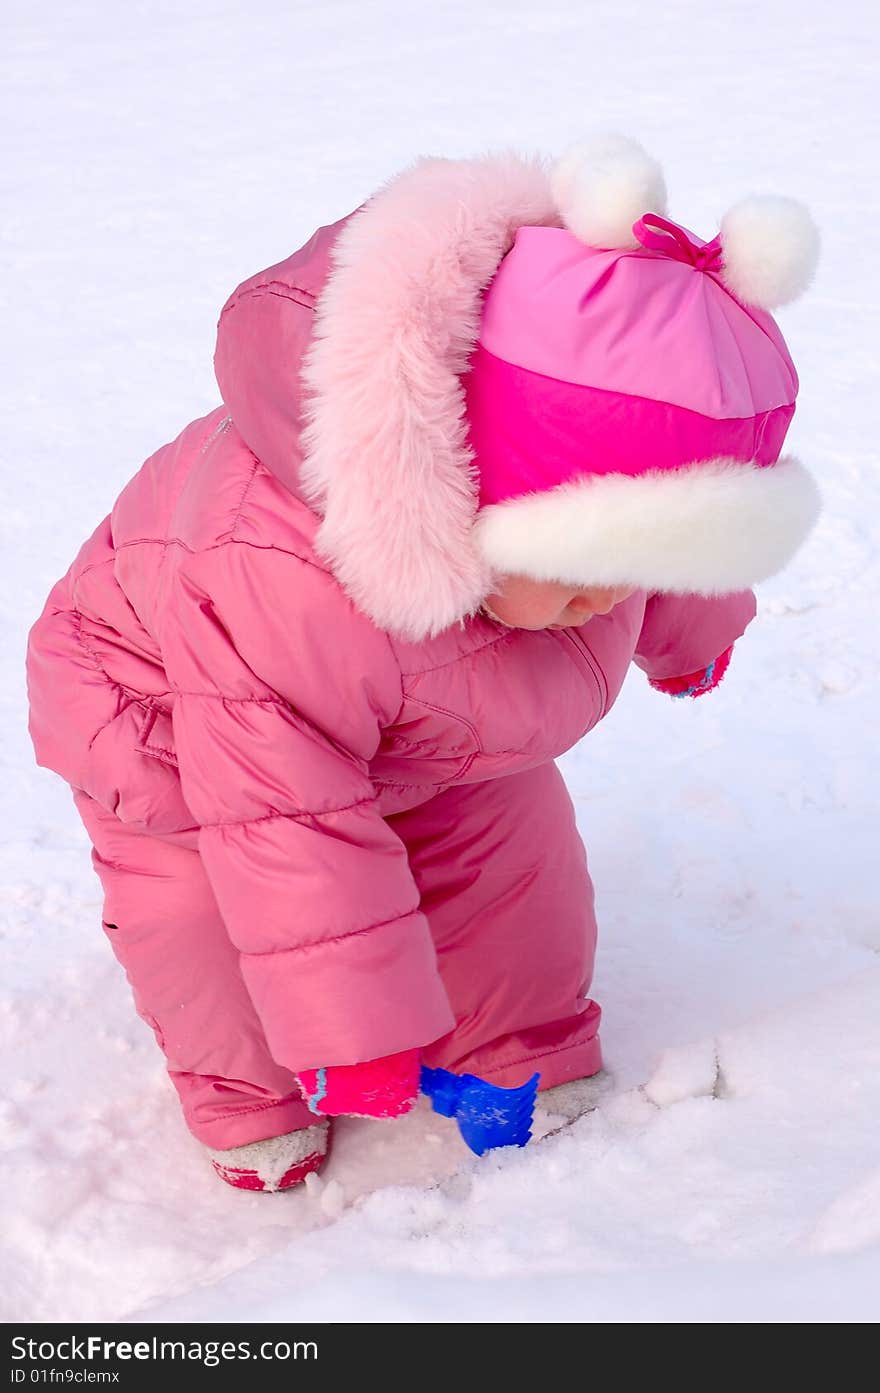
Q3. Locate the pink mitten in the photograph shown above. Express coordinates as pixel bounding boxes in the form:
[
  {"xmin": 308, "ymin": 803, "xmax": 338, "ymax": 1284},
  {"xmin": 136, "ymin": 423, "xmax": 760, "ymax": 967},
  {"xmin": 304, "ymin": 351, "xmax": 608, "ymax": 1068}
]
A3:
[
  {"xmin": 649, "ymin": 643, "xmax": 734, "ymax": 699},
  {"xmin": 296, "ymin": 1048, "xmax": 421, "ymax": 1119}
]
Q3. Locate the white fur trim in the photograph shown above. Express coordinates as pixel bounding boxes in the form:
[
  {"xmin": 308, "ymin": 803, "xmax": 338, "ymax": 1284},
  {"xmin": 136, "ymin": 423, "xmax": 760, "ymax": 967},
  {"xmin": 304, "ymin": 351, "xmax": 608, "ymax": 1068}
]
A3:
[
  {"xmin": 720, "ymin": 196, "xmax": 820, "ymax": 310},
  {"xmin": 550, "ymin": 132, "xmax": 668, "ymax": 250},
  {"xmin": 473, "ymin": 457, "xmax": 821, "ymax": 594},
  {"xmin": 299, "ymin": 151, "xmax": 562, "ymax": 641}
]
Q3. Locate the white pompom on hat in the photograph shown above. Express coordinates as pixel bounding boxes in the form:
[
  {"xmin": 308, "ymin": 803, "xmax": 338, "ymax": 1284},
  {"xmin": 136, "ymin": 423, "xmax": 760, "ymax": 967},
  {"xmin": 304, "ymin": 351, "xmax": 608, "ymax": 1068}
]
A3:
[
  {"xmin": 549, "ymin": 132, "xmax": 668, "ymax": 250},
  {"xmin": 719, "ymin": 194, "xmax": 821, "ymax": 309}
]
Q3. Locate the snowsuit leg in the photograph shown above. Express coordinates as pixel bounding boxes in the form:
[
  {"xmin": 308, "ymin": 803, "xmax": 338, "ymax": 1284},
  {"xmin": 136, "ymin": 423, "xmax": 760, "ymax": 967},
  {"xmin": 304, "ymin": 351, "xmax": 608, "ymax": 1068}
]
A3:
[
  {"xmin": 71, "ymin": 788, "xmax": 314, "ymax": 1149},
  {"xmin": 386, "ymin": 762, "xmax": 602, "ymax": 1089}
]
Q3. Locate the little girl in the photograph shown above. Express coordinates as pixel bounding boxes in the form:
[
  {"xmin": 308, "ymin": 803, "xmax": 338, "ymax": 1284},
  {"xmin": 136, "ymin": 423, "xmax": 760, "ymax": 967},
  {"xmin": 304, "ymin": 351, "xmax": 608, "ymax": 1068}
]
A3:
[{"xmin": 25, "ymin": 134, "xmax": 820, "ymax": 1192}]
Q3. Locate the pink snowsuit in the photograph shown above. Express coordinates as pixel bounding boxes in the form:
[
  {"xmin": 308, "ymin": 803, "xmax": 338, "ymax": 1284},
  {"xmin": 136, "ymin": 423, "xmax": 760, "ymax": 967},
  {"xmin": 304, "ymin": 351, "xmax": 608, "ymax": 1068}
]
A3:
[{"xmin": 25, "ymin": 186, "xmax": 757, "ymax": 1151}]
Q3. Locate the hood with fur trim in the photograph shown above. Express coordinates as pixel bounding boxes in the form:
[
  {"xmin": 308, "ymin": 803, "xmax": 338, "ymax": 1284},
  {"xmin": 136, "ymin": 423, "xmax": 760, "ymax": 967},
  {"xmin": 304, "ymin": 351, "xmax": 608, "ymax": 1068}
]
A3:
[
  {"xmin": 298, "ymin": 152, "xmax": 564, "ymax": 640},
  {"xmin": 215, "ymin": 151, "xmax": 562, "ymax": 641}
]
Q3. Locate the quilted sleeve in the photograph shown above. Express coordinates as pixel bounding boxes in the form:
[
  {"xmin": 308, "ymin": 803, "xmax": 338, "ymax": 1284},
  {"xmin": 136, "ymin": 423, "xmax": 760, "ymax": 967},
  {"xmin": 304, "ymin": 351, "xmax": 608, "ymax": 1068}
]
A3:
[
  {"xmin": 632, "ymin": 590, "xmax": 757, "ymax": 692},
  {"xmin": 161, "ymin": 541, "xmax": 455, "ymax": 1073}
]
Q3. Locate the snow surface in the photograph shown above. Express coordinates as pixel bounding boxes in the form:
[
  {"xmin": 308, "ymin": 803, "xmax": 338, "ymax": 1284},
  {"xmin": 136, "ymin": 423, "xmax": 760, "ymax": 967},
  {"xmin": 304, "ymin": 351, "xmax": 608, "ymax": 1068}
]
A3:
[{"xmin": 2, "ymin": 0, "xmax": 878, "ymax": 1324}]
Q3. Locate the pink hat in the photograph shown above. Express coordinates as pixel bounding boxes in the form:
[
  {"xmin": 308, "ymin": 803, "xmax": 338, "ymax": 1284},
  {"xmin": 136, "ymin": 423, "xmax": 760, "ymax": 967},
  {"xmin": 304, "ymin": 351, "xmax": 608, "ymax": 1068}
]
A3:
[
  {"xmin": 468, "ymin": 141, "xmax": 821, "ymax": 594},
  {"xmin": 300, "ymin": 138, "xmax": 821, "ymax": 641}
]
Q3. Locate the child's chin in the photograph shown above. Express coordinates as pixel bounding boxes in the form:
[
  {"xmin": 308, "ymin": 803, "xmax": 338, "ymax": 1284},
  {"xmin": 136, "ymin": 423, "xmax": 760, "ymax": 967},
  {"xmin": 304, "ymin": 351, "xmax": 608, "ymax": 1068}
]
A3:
[{"xmin": 548, "ymin": 616, "xmax": 593, "ymax": 629}]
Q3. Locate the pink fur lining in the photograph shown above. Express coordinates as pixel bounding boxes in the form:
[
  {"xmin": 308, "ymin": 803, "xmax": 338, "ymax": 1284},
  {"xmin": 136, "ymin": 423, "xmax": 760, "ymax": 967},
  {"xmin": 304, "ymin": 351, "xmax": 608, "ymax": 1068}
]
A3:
[{"xmin": 298, "ymin": 151, "xmax": 562, "ymax": 640}]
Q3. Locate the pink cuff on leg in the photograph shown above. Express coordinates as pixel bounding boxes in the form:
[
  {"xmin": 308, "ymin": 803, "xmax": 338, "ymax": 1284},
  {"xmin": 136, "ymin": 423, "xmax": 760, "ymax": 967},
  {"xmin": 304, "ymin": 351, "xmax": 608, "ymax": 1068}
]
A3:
[{"xmin": 296, "ymin": 1049, "xmax": 421, "ymax": 1119}]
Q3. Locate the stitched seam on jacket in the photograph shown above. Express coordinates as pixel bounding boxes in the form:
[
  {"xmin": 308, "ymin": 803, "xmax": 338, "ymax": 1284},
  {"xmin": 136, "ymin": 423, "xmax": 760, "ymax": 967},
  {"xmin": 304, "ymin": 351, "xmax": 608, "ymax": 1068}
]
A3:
[
  {"xmin": 138, "ymin": 707, "xmax": 177, "ymax": 763},
  {"xmin": 142, "ymin": 744, "xmax": 176, "ymax": 761},
  {"xmin": 198, "ymin": 798, "xmax": 374, "ymax": 829},
  {"xmin": 242, "ymin": 911, "xmax": 419, "ymax": 958},
  {"xmin": 373, "ymin": 778, "xmax": 445, "ymax": 791},
  {"xmin": 172, "ymin": 691, "xmax": 290, "ymax": 705},
  {"xmin": 402, "ymin": 694, "xmax": 482, "ymax": 751},
  {"xmin": 70, "ymin": 611, "xmax": 147, "ymax": 750},
  {"xmin": 108, "ymin": 536, "xmax": 333, "ymax": 575},
  {"xmin": 220, "ymin": 282, "xmax": 317, "ymax": 315},
  {"xmin": 199, "ymin": 414, "xmax": 232, "ymax": 454},
  {"xmin": 72, "ymin": 554, "xmax": 116, "ymax": 584},
  {"xmin": 205, "ymin": 1095, "xmax": 309, "ymax": 1125},
  {"xmin": 71, "ymin": 610, "xmax": 133, "ymax": 697},
  {"xmin": 223, "ymin": 457, "xmax": 262, "ymax": 541},
  {"xmin": 378, "ymin": 625, "xmax": 406, "ymax": 726},
  {"xmin": 400, "ymin": 629, "xmax": 515, "ymax": 677}
]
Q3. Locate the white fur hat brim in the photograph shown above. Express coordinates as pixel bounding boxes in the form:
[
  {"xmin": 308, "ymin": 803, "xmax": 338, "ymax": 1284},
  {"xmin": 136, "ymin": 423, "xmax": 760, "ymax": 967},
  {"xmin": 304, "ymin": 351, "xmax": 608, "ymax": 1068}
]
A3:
[{"xmin": 473, "ymin": 456, "xmax": 821, "ymax": 594}]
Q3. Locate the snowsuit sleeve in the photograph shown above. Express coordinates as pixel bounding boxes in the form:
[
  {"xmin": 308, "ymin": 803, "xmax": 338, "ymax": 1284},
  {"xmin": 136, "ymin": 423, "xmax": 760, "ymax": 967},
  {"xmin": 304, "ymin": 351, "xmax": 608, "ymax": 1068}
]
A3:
[
  {"xmin": 161, "ymin": 541, "xmax": 455, "ymax": 1073},
  {"xmin": 631, "ymin": 590, "xmax": 757, "ymax": 687}
]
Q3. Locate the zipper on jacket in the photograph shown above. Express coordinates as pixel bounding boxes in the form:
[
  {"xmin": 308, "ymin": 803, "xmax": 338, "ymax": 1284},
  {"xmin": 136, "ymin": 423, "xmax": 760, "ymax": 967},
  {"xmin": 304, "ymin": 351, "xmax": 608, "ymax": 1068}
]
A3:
[{"xmin": 559, "ymin": 629, "xmax": 608, "ymax": 720}]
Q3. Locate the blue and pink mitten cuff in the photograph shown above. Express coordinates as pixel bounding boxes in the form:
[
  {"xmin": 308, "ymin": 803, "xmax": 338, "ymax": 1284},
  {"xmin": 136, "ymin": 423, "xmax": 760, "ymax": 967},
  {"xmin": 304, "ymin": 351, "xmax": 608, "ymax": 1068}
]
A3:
[
  {"xmin": 296, "ymin": 1049, "xmax": 421, "ymax": 1120},
  {"xmin": 648, "ymin": 643, "xmax": 735, "ymax": 699}
]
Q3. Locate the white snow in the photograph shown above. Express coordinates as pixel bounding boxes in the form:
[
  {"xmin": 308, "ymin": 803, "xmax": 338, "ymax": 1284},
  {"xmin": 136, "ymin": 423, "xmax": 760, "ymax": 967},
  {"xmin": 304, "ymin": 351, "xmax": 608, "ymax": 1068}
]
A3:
[{"xmin": 2, "ymin": 0, "xmax": 878, "ymax": 1324}]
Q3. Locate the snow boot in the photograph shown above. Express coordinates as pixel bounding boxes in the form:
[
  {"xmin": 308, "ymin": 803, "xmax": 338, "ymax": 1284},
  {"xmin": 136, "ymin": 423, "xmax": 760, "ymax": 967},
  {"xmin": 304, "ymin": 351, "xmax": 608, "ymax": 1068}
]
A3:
[{"xmin": 208, "ymin": 1119, "xmax": 330, "ymax": 1192}]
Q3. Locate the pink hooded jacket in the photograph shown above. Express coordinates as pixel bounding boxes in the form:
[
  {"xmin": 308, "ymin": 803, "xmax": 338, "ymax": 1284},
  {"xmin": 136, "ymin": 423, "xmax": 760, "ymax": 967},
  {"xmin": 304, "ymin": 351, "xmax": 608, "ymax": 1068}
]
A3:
[{"xmin": 26, "ymin": 154, "xmax": 756, "ymax": 1080}]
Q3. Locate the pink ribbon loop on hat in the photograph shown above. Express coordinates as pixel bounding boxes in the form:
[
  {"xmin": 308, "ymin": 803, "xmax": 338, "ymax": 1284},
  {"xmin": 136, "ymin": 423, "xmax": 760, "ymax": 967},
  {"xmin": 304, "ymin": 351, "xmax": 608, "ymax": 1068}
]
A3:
[{"xmin": 632, "ymin": 212, "xmax": 724, "ymax": 273}]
